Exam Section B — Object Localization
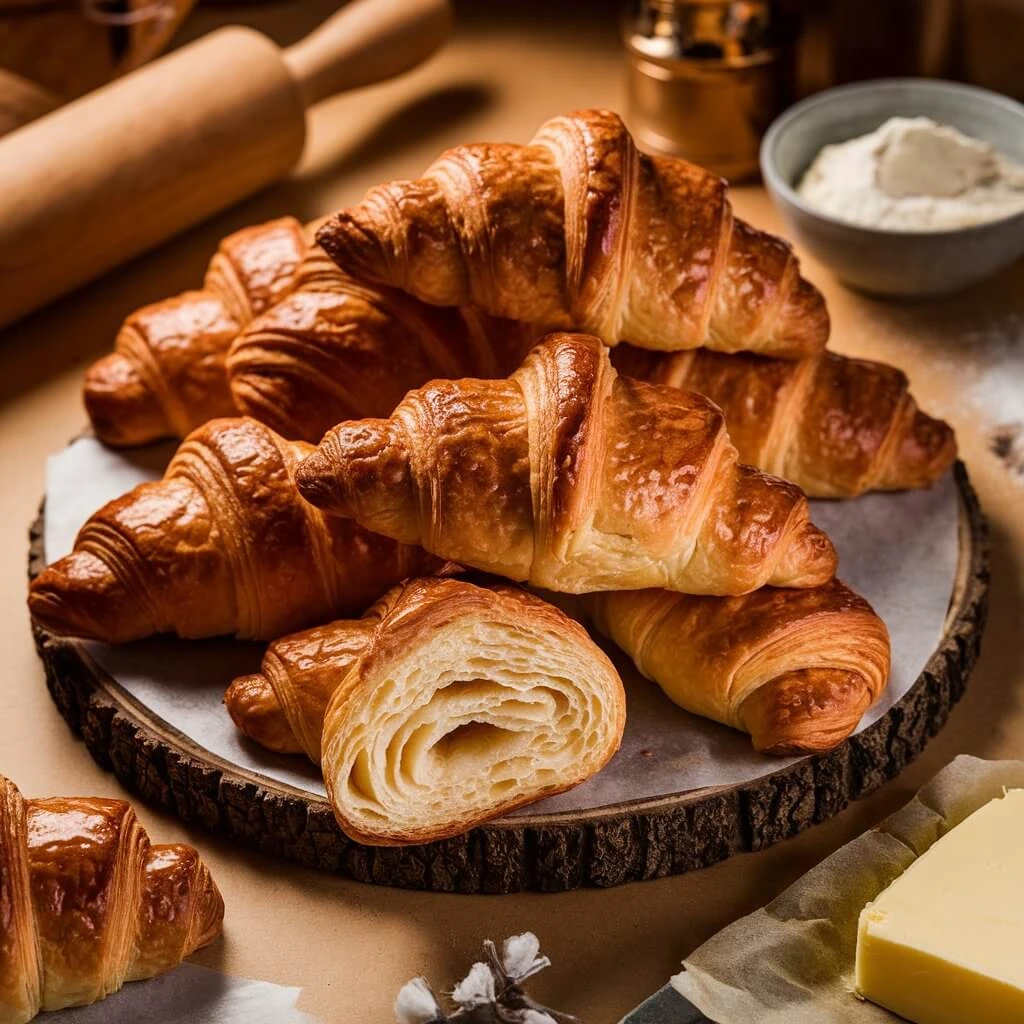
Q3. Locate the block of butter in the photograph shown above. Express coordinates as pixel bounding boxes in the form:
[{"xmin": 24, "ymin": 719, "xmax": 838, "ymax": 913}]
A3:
[{"xmin": 855, "ymin": 788, "xmax": 1024, "ymax": 1024}]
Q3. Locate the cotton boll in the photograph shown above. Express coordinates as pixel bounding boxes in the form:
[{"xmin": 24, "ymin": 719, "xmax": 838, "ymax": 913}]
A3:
[
  {"xmin": 502, "ymin": 933, "xmax": 551, "ymax": 982},
  {"xmin": 451, "ymin": 962, "xmax": 497, "ymax": 1008},
  {"xmin": 395, "ymin": 977, "xmax": 445, "ymax": 1024}
]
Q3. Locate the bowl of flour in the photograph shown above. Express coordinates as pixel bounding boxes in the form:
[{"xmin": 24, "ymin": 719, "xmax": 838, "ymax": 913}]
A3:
[{"xmin": 761, "ymin": 79, "xmax": 1024, "ymax": 297}]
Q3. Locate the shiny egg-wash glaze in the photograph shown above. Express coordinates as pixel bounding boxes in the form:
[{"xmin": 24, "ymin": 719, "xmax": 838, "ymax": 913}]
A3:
[
  {"xmin": 226, "ymin": 245, "xmax": 536, "ymax": 443},
  {"xmin": 84, "ymin": 218, "xmax": 308, "ymax": 446},
  {"xmin": 80, "ymin": 214, "xmax": 953, "ymax": 500},
  {"xmin": 587, "ymin": 579, "xmax": 891, "ymax": 754},
  {"xmin": 0, "ymin": 776, "xmax": 222, "ymax": 1023},
  {"xmin": 316, "ymin": 109, "xmax": 830, "ymax": 357},
  {"xmin": 27, "ymin": 418, "xmax": 440, "ymax": 642},
  {"xmin": 296, "ymin": 333, "xmax": 837, "ymax": 596},
  {"xmin": 612, "ymin": 345, "xmax": 956, "ymax": 498}
]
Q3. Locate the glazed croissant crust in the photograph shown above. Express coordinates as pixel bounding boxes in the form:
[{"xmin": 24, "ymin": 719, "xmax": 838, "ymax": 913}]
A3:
[
  {"xmin": 28, "ymin": 417, "xmax": 439, "ymax": 642},
  {"xmin": 227, "ymin": 244, "xmax": 535, "ymax": 442},
  {"xmin": 587, "ymin": 579, "xmax": 891, "ymax": 754},
  {"xmin": 0, "ymin": 775, "xmax": 223, "ymax": 1023},
  {"xmin": 84, "ymin": 217, "xmax": 308, "ymax": 447},
  {"xmin": 613, "ymin": 345, "xmax": 956, "ymax": 498},
  {"xmin": 227, "ymin": 577, "xmax": 626, "ymax": 845},
  {"xmin": 317, "ymin": 109, "xmax": 829, "ymax": 357},
  {"xmin": 296, "ymin": 333, "xmax": 837, "ymax": 596},
  {"xmin": 81, "ymin": 213, "xmax": 951, "ymax": 502}
]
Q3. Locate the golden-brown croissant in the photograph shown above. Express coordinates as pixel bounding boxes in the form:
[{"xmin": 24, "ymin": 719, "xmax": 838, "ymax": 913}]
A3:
[
  {"xmin": 226, "ymin": 244, "xmax": 536, "ymax": 441},
  {"xmin": 83, "ymin": 217, "xmax": 307, "ymax": 447},
  {"xmin": 28, "ymin": 417, "xmax": 439, "ymax": 643},
  {"xmin": 0, "ymin": 775, "xmax": 222, "ymax": 1022},
  {"xmin": 612, "ymin": 345, "xmax": 957, "ymax": 498},
  {"xmin": 587, "ymin": 579, "xmax": 891, "ymax": 754},
  {"xmin": 316, "ymin": 109, "xmax": 829, "ymax": 358},
  {"xmin": 226, "ymin": 577, "xmax": 626, "ymax": 845},
  {"xmin": 296, "ymin": 333, "xmax": 838, "ymax": 596}
]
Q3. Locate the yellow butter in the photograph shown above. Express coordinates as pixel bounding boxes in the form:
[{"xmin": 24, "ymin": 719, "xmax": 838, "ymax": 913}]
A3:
[{"xmin": 855, "ymin": 789, "xmax": 1024, "ymax": 1024}]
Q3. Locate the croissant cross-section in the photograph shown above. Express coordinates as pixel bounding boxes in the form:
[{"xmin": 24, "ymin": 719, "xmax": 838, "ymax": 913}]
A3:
[
  {"xmin": 227, "ymin": 578, "xmax": 627, "ymax": 846},
  {"xmin": 0, "ymin": 775, "xmax": 223, "ymax": 1023},
  {"xmin": 296, "ymin": 333, "xmax": 837, "ymax": 596}
]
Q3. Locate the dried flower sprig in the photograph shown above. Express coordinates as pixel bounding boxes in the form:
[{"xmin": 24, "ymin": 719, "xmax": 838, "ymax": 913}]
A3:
[{"xmin": 394, "ymin": 933, "xmax": 577, "ymax": 1024}]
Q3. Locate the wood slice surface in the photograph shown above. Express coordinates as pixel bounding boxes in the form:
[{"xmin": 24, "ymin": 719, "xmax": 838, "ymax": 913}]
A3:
[{"xmin": 27, "ymin": 462, "xmax": 989, "ymax": 894}]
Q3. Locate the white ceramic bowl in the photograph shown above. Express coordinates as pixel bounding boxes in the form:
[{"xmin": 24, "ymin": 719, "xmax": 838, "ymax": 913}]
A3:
[{"xmin": 760, "ymin": 79, "xmax": 1024, "ymax": 297}]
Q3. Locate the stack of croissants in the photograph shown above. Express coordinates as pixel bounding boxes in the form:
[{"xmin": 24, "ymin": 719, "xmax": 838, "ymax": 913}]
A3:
[{"xmin": 22, "ymin": 113, "xmax": 955, "ymax": 986}]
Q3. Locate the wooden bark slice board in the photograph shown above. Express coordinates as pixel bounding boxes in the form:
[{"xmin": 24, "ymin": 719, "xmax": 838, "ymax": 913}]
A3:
[{"xmin": 28, "ymin": 459, "xmax": 988, "ymax": 894}]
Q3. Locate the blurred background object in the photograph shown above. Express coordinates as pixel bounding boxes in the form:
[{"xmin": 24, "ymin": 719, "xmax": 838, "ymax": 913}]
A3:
[
  {"xmin": 0, "ymin": 0, "xmax": 452, "ymax": 328},
  {"xmin": 798, "ymin": 0, "xmax": 1024, "ymax": 102},
  {"xmin": 621, "ymin": 0, "xmax": 1024, "ymax": 183},
  {"xmin": 623, "ymin": 0, "xmax": 798, "ymax": 179},
  {"xmin": 0, "ymin": 0, "xmax": 196, "ymax": 135}
]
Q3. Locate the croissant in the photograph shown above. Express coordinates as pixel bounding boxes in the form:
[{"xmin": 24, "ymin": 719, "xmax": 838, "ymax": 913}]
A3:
[
  {"xmin": 612, "ymin": 345, "xmax": 957, "ymax": 498},
  {"xmin": 296, "ymin": 332, "xmax": 837, "ymax": 596},
  {"xmin": 83, "ymin": 217, "xmax": 308, "ymax": 446},
  {"xmin": 316, "ymin": 109, "xmax": 829, "ymax": 358},
  {"xmin": 586, "ymin": 579, "xmax": 891, "ymax": 754},
  {"xmin": 226, "ymin": 244, "xmax": 536, "ymax": 441},
  {"xmin": 0, "ymin": 775, "xmax": 222, "ymax": 1022},
  {"xmin": 28, "ymin": 417, "xmax": 439, "ymax": 643},
  {"xmin": 226, "ymin": 577, "xmax": 626, "ymax": 845}
]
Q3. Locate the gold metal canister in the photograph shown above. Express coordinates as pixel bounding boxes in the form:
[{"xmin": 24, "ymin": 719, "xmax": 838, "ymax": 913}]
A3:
[{"xmin": 624, "ymin": 0, "xmax": 794, "ymax": 180}]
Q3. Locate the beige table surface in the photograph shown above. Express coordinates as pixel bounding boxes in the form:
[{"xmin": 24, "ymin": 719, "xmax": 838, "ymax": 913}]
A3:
[{"xmin": 2, "ymin": 4, "xmax": 1023, "ymax": 1022}]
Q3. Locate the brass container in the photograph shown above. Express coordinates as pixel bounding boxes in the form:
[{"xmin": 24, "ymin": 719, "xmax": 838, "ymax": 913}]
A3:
[{"xmin": 624, "ymin": 0, "xmax": 794, "ymax": 180}]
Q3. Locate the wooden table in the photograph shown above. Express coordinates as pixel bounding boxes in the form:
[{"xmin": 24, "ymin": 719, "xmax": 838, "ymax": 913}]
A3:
[{"xmin": 2, "ymin": 3, "xmax": 1022, "ymax": 1020}]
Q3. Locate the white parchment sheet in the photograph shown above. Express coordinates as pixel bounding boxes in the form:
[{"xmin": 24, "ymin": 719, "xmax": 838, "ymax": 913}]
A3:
[{"xmin": 43, "ymin": 438, "xmax": 961, "ymax": 816}]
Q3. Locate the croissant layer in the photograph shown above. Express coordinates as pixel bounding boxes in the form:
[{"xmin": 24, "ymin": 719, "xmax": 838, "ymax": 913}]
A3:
[
  {"xmin": 612, "ymin": 345, "xmax": 956, "ymax": 498},
  {"xmin": 587, "ymin": 578, "xmax": 890, "ymax": 754},
  {"xmin": 28, "ymin": 417, "xmax": 439, "ymax": 642},
  {"xmin": 226, "ymin": 577, "xmax": 627, "ymax": 845},
  {"xmin": 296, "ymin": 333, "xmax": 837, "ymax": 596},
  {"xmin": 317, "ymin": 110, "xmax": 828, "ymax": 357},
  {"xmin": 0, "ymin": 776, "xmax": 222, "ymax": 1023},
  {"xmin": 84, "ymin": 218, "xmax": 307, "ymax": 447},
  {"xmin": 82, "ymin": 213, "xmax": 949, "ymax": 503},
  {"xmin": 227, "ymin": 245, "xmax": 536, "ymax": 441}
]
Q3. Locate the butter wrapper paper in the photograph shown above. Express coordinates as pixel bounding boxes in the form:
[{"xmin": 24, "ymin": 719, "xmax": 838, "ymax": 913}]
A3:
[{"xmin": 672, "ymin": 755, "xmax": 1024, "ymax": 1023}]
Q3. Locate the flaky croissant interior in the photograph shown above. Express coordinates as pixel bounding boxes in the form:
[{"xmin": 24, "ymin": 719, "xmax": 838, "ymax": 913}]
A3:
[{"xmin": 310, "ymin": 580, "xmax": 626, "ymax": 845}]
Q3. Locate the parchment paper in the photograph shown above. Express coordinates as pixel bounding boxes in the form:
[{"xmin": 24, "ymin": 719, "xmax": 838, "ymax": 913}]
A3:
[
  {"xmin": 672, "ymin": 755, "xmax": 1024, "ymax": 1023},
  {"xmin": 43, "ymin": 438, "xmax": 961, "ymax": 816},
  {"xmin": 46, "ymin": 963, "xmax": 319, "ymax": 1024}
]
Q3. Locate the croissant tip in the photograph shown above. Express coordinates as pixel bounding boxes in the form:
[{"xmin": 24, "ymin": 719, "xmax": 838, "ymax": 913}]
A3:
[
  {"xmin": 29, "ymin": 554, "xmax": 149, "ymax": 643},
  {"xmin": 922, "ymin": 413, "xmax": 959, "ymax": 479},
  {"xmin": 223, "ymin": 674, "xmax": 267, "ymax": 730},
  {"xmin": 743, "ymin": 668, "xmax": 872, "ymax": 755},
  {"xmin": 28, "ymin": 570, "xmax": 87, "ymax": 639},
  {"xmin": 82, "ymin": 352, "xmax": 172, "ymax": 448},
  {"xmin": 196, "ymin": 876, "xmax": 226, "ymax": 949},
  {"xmin": 294, "ymin": 449, "xmax": 341, "ymax": 511}
]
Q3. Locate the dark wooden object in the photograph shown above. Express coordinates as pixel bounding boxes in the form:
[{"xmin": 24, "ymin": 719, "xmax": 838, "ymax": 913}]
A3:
[{"xmin": 27, "ymin": 462, "xmax": 988, "ymax": 894}]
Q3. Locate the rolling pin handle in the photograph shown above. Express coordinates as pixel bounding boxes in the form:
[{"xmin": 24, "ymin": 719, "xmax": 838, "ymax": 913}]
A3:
[{"xmin": 283, "ymin": 0, "xmax": 454, "ymax": 109}]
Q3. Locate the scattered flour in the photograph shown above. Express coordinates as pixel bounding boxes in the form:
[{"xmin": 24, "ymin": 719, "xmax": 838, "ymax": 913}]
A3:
[
  {"xmin": 797, "ymin": 117, "xmax": 1024, "ymax": 231},
  {"xmin": 927, "ymin": 311, "xmax": 1024, "ymax": 481}
]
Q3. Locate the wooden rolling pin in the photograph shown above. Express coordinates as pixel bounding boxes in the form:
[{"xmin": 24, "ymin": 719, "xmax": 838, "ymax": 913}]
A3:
[{"xmin": 0, "ymin": 0, "xmax": 452, "ymax": 328}]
